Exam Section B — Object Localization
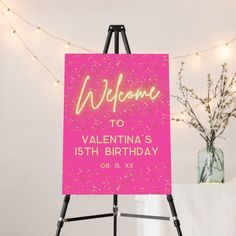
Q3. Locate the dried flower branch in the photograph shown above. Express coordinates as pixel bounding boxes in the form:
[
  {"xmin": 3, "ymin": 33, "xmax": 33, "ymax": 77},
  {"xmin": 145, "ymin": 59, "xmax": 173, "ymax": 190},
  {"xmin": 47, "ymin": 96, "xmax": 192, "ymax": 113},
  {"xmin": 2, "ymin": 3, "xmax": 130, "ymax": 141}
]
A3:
[{"xmin": 172, "ymin": 63, "xmax": 236, "ymax": 147}]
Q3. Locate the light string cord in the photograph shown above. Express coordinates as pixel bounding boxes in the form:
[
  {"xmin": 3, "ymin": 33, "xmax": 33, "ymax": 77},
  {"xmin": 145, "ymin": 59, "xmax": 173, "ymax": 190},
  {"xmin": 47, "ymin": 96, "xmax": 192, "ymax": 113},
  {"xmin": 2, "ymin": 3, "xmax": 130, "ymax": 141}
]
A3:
[
  {"xmin": 0, "ymin": 10, "xmax": 63, "ymax": 85},
  {"xmin": 171, "ymin": 38, "xmax": 236, "ymax": 60},
  {"xmin": 0, "ymin": 0, "xmax": 95, "ymax": 53},
  {"xmin": 1, "ymin": 0, "xmax": 236, "ymax": 64},
  {"xmin": 1, "ymin": 0, "xmax": 236, "ymax": 60}
]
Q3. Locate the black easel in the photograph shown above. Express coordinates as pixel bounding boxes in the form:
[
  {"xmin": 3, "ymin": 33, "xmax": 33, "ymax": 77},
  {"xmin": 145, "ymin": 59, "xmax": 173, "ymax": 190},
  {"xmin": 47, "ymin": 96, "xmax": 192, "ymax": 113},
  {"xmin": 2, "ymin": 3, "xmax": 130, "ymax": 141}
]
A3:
[{"xmin": 55, "ymin": 25, "xmax": 182, "ymax": 236}]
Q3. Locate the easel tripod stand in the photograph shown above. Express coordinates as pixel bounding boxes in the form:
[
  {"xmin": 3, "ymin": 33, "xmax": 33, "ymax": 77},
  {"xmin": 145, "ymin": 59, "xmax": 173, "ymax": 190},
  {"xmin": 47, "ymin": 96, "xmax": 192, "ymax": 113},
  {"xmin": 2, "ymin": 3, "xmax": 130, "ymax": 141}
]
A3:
[{"xmin": 55, "ymin": 25, "xmax": 183, "ymax": 236}]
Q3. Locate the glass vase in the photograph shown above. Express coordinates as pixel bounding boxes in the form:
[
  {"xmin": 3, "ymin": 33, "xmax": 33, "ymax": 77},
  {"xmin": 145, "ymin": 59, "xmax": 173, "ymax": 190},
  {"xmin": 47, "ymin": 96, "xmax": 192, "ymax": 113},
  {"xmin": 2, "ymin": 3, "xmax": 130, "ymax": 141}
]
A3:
[{"xmin": 197, "ymin": 146, "xmax": 224, "ymax": 183}]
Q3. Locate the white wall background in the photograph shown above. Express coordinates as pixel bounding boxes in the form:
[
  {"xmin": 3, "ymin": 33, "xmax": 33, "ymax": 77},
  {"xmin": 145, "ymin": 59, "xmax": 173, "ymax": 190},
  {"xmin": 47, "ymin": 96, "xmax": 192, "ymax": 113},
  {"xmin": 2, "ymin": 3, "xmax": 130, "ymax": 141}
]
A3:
[{"xmin": 1, "ymin": 0, "xmax": 236, "ymax": 235}]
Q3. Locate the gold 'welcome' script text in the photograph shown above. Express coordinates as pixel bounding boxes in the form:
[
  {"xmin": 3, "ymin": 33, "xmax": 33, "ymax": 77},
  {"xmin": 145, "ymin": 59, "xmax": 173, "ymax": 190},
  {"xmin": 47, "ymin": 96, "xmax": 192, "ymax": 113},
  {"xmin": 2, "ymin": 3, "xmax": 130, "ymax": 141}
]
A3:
[{"xmin": 75, "ymin": 73, "xmax": 160, "ymax": 114}]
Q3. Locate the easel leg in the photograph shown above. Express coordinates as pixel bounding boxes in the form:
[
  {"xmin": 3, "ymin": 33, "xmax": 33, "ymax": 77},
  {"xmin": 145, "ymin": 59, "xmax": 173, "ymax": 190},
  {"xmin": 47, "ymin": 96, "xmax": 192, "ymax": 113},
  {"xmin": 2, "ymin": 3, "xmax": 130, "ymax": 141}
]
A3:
[
  {"xmin": 55, "ymin": 195, "xmax": 71, "ymax": 236},
  {"xmin": 103, "ymin": 27, "xmax": 113, "ymax": 53},
  {"xmin": 120, "ymin": 28, "xmax": 131, "ymax": 54},
  {"xmin": 167, "ymin": 195, "xmax": 183, "ymax": 236},
  {"xmin": 113, "ymin": 195, "xmax": 118, "ymax": 236}
]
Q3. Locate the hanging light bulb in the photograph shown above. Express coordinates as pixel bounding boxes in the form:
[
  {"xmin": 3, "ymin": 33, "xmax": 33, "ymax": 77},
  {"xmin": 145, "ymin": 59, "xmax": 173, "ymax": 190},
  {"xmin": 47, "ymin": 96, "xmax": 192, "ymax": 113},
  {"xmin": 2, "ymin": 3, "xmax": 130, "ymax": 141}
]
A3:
[
  {"xmin": 195, "ymin": 52, "xmax": 200, "ymax": 60},
  {"xmin": 6, "ymin": 8, "xmax": 10, "ymax": 15},
  {"xmin": 54, "ymin": 80, "xmax": 60, "ymax": 86},
  {"xmin": 12, "ymin": 30, "xmax": 16, "ymax": 35},
  {"xmin": 35, "ymin": 26, "xmax": 40, "ymax": 33},
  {"xmin": 225, "ymin": 42, "xmax": 229, "ymax": 51},
  {"xmin": 32, "ymin": 56, "xmax": 37, "ymax": 61},
  {"xmin": 220, "ymin": 42, "xmax": 230, "ymax": 57},
  {"xmin": 65, "ymin": 42, "xmax": 70, "ymax": 49}
]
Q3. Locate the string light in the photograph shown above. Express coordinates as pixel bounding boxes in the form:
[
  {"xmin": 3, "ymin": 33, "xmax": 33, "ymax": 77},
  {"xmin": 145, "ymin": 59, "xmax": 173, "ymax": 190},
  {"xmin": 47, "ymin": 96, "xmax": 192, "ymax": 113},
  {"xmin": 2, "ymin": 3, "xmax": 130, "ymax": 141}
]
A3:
[
  {"xmin": 225, "ymin": 42, "xmax": 229, "ymax": 51},
  {"xmin": 195, "ymin": 52, "xmax": 200, "ymax": 60},
  {"xmin": 223, "ymin": 42, "xmax": 229, "ymax": 54},
  {"xmin": 11, "ymin": 29, "xmax": 16, "ymax": 35},
  {"xmin": 171, "ymin": 39, "xmax": 235, "ymax": 61},
  {"xmin": 5, "ymin": 7, "xmax": 10, "ymax": 15},
  {"xmin": 64, "ymin": 42, "xmax": 70, "ymax": 49},
  {"xmin": 181, "ymin": 112, "xmax": 185, "ymax": 119},
  {"xmin": 1, "ymin": 0, "xmax": 236, "ymax": 59},
  {"xmin": 31, "ymin": 56, "xmax": 37, "ymax": 61},
  {"xmin": 220, "ymin": 42, "xmax": 230, "ymax": 57},
  {"xmin": 35, "ymin": 26, "xmax": 40, "ymax": 33},
  {"xmin": 54, "ymin": 80, "xmax": 60, "ymax": 87},
  {"xmin": 0, "ymin": 9, "xmax": 63, "ymax": 87},
  {"xmin": 0, "ymin": 0, "xmax": 94, "ymax": 52}
]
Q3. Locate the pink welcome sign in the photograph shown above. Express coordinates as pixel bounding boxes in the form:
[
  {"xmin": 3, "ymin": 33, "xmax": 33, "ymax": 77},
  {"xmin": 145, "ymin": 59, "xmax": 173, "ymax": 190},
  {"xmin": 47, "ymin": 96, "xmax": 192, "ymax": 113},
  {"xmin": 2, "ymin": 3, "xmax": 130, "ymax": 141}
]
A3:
[{"xmin": 63, "ymin": 54, "xmax": 171, "ymax": 194}]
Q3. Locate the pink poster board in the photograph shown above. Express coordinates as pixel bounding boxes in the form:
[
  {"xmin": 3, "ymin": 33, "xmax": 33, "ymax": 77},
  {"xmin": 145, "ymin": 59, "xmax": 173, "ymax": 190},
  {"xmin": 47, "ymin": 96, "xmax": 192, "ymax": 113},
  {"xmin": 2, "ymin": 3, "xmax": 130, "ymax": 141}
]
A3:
[{"xmin": 63, "ymin": 54, "xmax": 171, "ymax": 194}]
